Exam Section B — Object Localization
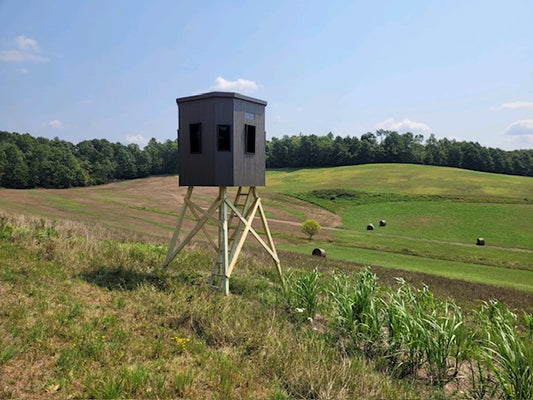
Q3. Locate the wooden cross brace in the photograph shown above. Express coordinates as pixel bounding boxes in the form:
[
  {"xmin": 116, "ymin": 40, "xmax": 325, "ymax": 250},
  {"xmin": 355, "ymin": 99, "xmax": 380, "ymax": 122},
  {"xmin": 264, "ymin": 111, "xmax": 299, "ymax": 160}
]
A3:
[{"xmin": 163, "ymin": 186, "xmax": 283, "ymax": 295}]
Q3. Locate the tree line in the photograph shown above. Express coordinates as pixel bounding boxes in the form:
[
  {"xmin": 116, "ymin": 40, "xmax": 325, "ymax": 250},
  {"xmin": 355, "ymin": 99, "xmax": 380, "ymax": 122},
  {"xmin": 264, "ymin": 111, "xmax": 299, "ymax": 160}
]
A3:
[
  {"xmin": 0, "ymin": 131, "xmax": 178, "ymax": 188},
  {"xmin": 0, "ymin": 129, "xmax": 531, "ymax": 189},
  {"xmin": 267, "ymin": 131, "xmax": 533, "ymax": 176}
]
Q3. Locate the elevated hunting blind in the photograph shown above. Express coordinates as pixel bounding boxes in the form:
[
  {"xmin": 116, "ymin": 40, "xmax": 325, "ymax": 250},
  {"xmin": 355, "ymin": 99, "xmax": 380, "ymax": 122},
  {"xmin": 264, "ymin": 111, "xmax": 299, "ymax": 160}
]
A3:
[
  {"xmin": 177, "ymin": 91, "xmax": 266, "ymax": 187},
  {"xmin": 163, "ymin": 92, "xmax": 283, "ymax": 295}
]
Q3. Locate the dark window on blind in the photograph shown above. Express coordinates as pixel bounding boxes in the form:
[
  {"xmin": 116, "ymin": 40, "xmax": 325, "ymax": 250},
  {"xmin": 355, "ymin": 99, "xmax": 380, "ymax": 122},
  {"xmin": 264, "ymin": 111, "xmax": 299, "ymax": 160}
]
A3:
[
  {"xmin": 217, "ymin": 125, "xmax": 231, "ymax": 151},
  {"xmin": 190, "ymin": 123, "xmax": 202, "ymax": 153},
  {"xmin": 245, "ymin": 124, "xmax": 256, "ymax": 154}
]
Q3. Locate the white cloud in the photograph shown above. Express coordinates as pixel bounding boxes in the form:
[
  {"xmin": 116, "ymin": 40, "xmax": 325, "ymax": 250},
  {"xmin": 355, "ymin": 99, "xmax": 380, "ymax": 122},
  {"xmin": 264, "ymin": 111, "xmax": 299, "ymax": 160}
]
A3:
[
  {"xmin": 0, "ymin": 35, "xmax": 48, "ymax": 63},
  {"xmin": 0, "ymin": 50, "xmax": 48, "ymax": 62},
  {"xmin": 374, "ymin": 118, "xmax": 431, "ymax": 134},
  {"xmin": 500, "ymin": 101, "xmax": 533, "ymax": 110},
  {"xmin": 16, "ymin": 35, "xmax": 39, "ymax": 52},
  {"xmin": 504, "ymin": 119, "xmax": 533, "ymax": 136},
  {"xmin": 126, "ymin": 135, "xmax": 148, "ymax": 146},
  {"xmin": 19, "ymin": 68, "xmax": 28, "ymax": 74},
  {"xmin": 44, "ymin": 120, "xmax": 64, "ymax": 129},
  {"xmin": 211, "ymin": 76, "xmax": 258, "ymax": 92}
]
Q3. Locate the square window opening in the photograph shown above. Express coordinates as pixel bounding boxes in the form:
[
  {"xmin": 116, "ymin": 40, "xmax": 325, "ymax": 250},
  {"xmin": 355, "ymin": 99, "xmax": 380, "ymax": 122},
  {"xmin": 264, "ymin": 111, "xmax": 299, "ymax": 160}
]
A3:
[
  {"xmin": 190, "ymin": 123, "xmax": 202, "ymax": 154},
  {"xmin": 217, "ymin": 125, "xmax": 231, "ymax": 151},
  {"xmin": 245, "ymin": 124, "xmax": 256, "ymax": 154}
]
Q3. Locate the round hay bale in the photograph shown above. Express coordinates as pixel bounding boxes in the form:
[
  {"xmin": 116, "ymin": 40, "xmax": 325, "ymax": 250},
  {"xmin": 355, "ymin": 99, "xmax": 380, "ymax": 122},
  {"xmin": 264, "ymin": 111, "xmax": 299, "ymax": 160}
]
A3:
[
  {"xmin": 312, "ymin": 248, "xmax": 326, "ymax": 257},
  {"xmin": 367, "ymin": 224, "xmax": 374, "ymax": 231},
  {"xmin": 379, "ymin": 220, "xmax": 387, "ymax": 227},
  {"xmin": 476, "ymin": 238, "xmax": 485, "ymax": 246}
]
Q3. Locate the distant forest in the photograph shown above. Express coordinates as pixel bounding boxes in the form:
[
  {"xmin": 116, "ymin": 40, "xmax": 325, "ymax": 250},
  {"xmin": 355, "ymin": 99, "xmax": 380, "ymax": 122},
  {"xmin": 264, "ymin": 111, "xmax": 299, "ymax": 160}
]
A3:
[
  {"xmin": 0, "ymin": 130, "xmax": 531, "ymax": 189},
  {"xmin": 0, "ymin": 131, "xmax": 178, "ymax": 189},
  {"xmin": 266, "ymin": 131, "xmax": 533, "ymax": 175}
]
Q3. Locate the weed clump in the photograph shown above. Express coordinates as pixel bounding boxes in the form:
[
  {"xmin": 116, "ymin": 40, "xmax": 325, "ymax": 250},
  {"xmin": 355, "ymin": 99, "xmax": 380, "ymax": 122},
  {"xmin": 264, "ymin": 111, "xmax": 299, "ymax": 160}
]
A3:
[{"xmin": 283, "ymin": 265, "xmax": 532, "ymax": 398}]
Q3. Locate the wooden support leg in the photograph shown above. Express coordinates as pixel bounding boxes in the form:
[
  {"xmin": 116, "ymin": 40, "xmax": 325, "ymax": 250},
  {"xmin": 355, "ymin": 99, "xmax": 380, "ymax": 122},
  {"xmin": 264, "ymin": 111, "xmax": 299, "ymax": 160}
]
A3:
[
  {"xmin": 257, "ymin": 194, "xmax": 285, "ymax": 290},
  {"xmin": 226, "ymin": 197, "xmax": 260, "ymax": 277},
  {"xmin": 163, "ymin": 187, "xmax": 193, "ymax": 270},
  {"xmin": 228, "ymin": 187, "xmax": 253, "ymax": 266},
  {"xmin": 220, "ymin": 187, "xmax": 229, "ymax": 295},
  {"xmin": 223, "ymin": 187, "xmax": 284, "ymax": 289},
  {"xmin": 165, "ymin": 186, "xmax": 283, "ymax": 295},
  {"xmin": 209, "ymin": 187, "xmax": 230, "ymax": 295}
]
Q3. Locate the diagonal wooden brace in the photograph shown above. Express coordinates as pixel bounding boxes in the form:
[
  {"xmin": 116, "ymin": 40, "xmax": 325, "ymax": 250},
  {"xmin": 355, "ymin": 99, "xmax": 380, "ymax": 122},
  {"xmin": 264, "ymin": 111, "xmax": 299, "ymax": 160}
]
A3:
[
  {"xmin": 163, "ymin": 196, "xmax": 223, "ymax": 270},
  {"xmin": 226, "ymin": 197, "xmax": 261, "ymax": 277}
]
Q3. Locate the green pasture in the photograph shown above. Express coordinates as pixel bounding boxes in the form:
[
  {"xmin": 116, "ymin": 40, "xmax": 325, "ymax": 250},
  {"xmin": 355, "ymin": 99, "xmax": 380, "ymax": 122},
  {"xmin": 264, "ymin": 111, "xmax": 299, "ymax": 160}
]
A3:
[
  {"xmin": 333, "ymin": 229, "xmax": 533, "ymax": 271},
  {"xmin": 338, "ymin": 201, "xmax": 533, "ymax": 249},
  {"xmin": 266, "ymin": 164, "xmax": 533, "ymax": 290},
  {"xmin": 279, "ymin": 243, "xmax": 533, "ymax": 292},
  {"xmin": 267, "ymin": 163, "xmax": 533, "ymax": 200}
]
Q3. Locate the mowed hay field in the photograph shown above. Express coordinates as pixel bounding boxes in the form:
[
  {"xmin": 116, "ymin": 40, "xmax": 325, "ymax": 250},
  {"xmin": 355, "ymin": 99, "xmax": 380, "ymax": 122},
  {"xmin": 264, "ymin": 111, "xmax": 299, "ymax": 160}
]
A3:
[
  {"xmin": 0, "ymin": 176, "xmax": 339, "ymax": 244},
  {"xmin": 1, "ymin": 163, "xmax": 532, "ymax": 301}
]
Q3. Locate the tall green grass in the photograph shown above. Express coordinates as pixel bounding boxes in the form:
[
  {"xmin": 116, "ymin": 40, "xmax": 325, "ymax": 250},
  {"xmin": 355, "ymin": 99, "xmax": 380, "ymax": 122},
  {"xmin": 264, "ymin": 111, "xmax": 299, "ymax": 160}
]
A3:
[
  {"xmin": 284, "ymin": 267, "xmax": 532, "ymax": 395},
  {"xmin": 327, "ymin": 269, "xmax": 383, "ymax": 356},
  {"xmin": 283, "ymin": 268, "xmax": 321, "ymax": 321},
  {"xmin": 471, "ymin": 301, "xmax": 533, "ymax": 400}
]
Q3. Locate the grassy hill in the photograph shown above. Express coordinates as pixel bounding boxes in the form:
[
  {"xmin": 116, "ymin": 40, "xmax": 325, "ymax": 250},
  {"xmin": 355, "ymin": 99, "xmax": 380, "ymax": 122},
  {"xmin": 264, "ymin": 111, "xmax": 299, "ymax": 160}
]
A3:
[
  {"xmin": 267, "ymin": 163, "xmax": 533, "ymax": 199},
  {"xmin": 1, "ymin": 163, "xmax": 532, "ymax": 398},
  {"xmin": 1, "ymin": 214, "xmax": 531, "ymax": 399},
  {"xmin": 267, "ymin": 164, "xmax": 533, "ymax": 292},
  {"xmin": 1, "ymin": 163, "xmax": 532, "ymax": 294},
  {"xmin": 2, "ymin": 216, "xmax": 431, "ymax": 399}
]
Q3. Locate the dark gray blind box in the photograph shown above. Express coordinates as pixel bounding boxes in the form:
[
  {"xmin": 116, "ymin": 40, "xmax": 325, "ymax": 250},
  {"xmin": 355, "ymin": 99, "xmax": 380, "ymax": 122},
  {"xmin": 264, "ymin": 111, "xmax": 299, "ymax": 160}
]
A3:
[{"xmin": 177, "ymin": 91, "xmax": 267, "ymax": 187}]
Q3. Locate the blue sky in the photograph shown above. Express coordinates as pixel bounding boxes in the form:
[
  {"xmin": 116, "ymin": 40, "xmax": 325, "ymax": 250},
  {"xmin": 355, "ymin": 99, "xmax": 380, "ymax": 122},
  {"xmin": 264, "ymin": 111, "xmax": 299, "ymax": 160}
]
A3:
[{"xmin": 1, "ymin": 0, "xmax": 532, "ymax": 150}]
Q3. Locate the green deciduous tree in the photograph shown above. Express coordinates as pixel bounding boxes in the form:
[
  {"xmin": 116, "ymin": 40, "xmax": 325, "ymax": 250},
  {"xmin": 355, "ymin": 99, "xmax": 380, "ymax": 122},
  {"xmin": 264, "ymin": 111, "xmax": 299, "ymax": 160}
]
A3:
[
  {"xmin": 0, "ymin": 142, "xmax": 29, "ymax": 188},
  {"xmin": 301, "ymin": 219, "xmax": 321, "ymax": 240}
]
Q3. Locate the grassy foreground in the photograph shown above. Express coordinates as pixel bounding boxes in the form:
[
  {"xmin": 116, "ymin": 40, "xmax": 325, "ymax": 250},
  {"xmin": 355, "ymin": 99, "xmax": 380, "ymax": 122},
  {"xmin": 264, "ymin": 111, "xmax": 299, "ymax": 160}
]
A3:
[
  {"xmin": 2, "ymin": 215, "xmax": 531, "ymax": 399},
  {"xmin": 0, "ymin": 215, "xmax": 425, "ymax": 400}
]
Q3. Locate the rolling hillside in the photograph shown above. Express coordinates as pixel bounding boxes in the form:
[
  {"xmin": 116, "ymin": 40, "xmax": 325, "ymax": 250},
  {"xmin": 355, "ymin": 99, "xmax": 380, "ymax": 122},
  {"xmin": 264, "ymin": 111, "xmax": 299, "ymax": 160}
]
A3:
[{"xmin": 1, "ymin": 163, "xmax": 532, "ymax": 294}]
